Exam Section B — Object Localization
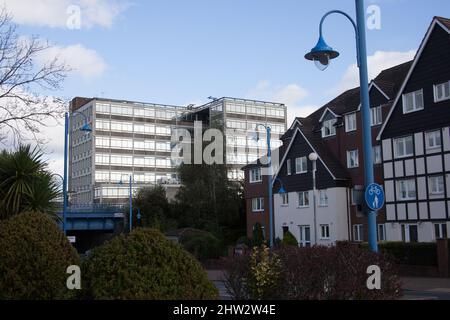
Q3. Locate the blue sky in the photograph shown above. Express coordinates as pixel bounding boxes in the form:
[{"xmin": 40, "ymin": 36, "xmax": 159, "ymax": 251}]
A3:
[{"xmin": 2, "ymin": 0, "xmax": 449, "ymax": 174}]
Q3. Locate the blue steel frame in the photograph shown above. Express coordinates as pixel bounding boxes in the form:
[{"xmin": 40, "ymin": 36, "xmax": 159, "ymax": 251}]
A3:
[
  {"xmin": 63, "ymin": 111, "xmax": 92, "ymax": 236},
  {"xmin": 256, "ymin": 124, "xmax": 274, "ymax": 248},
  {"xmin": 308, "ymin": 0, "xmax": 378, "ymax": 252}
]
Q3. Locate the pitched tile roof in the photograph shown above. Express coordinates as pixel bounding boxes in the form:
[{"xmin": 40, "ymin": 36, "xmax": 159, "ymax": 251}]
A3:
[
  {"xmin": 300, "ymin": 118, "xmax": 350, "ymax": 180},
  {"xmin": 274, "ymin": 60, "xmax": 412, "ymax": 179},
  {"xmin": 436, "ymin": 16, "xmax": 450, "ymax": 30}
]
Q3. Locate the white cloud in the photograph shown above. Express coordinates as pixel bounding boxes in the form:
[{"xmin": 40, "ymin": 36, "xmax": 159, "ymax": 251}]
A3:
[
  {"xmin": 1, "ymin": 0, "xmax": 128, "ymax": 29},
  {"xmin": 36, "ymin": 43, "xmax": 107, "ymax": 79},
  {"xmin": 246, "ymin": 81, "xmax": 318, "ymax": 124},
  {"xmin": 330, "ymin": 50, "xmax": 416, "ymax": 95},
  {"xmin": 35, "ymin": 118, "xmax": 66, "ymax": 176}
]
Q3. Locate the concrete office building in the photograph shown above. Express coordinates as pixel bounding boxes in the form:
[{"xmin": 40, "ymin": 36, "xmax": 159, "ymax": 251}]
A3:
[{"xmin": 69, "ymin": 96, "xmax": 286, "ymax": 205}]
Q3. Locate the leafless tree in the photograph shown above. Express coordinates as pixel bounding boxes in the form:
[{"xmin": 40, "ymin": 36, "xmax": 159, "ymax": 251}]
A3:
[{"xmin": 0, "ymin": 8, "xmax": 69, "ymax": 145}]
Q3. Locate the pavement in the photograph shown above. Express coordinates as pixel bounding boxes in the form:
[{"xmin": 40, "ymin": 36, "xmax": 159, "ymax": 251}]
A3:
[
  {"xmin": 206, "ymin": 270, "xmax": 231, "ymax": 300},
  {"xmin": 401, "ymin": 277, "xmax": 450, "ymax": 300},
  {"xmin": 207, "ymin": 269, "xmax": 450, "ymax": 300}
]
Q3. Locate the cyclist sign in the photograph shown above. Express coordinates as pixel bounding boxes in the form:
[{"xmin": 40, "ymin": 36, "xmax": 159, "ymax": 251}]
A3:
[{"xmin": 365, "ymin": 183, "xmax": 385, "ymax": 211}]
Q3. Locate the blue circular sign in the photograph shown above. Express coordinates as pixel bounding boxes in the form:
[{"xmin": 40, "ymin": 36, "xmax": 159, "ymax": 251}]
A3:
[{"xmin": 365, "ymin": 183, "xmax": 385, "ymax": 211}]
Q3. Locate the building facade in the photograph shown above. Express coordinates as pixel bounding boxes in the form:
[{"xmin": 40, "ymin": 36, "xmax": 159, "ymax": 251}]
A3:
[
  {"xmin": 243, "ymin": 16, "xmax": 450, "ymax": 246},
  {"xmin": 378, "ymin": 17, "xmax": 450, "ymax": 243},
  {"xmin": 243, "ymin": 61, "xmax": 411, "ymax": 245},
  {"xmin": 69, "ymin": 97, "xmax": 286, "ymax": 205}
]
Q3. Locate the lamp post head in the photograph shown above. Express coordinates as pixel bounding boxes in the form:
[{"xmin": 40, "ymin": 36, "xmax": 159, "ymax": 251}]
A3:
[
  {"xmin": 309, "ymin": 153, "xmax": 319, "ymax": 162},
  {"xmin": 81, "ymin": 123, "xmax": 92, "ymax": 133},
  {"xmin": 278, "ymin": 186, "xmax": 287, "ymax": 194},
  {"xmin": 305, "ymin": 36, "xmax": 340, "ymax": 71}
]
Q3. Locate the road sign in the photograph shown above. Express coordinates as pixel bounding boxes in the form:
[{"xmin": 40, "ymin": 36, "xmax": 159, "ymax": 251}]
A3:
[
  {"xmin": 365, "ymin": 183, "xmax": 385, "ymax": 211},
  {"xmin": 67, "ymin": 236, "xmax": 76, "ymax": 243}
]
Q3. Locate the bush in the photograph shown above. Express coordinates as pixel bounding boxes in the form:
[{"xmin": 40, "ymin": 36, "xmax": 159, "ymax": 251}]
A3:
[
  {"xmin": 236, "ymin": 236, "xmax": 252, "ymax": 247},
  {"xmin": 361, "ymin": 242, "xmax": 437, "ymax": 266},
  {"xmin": 182, "ymin": 232, "xmax": 222, "ymax": 262},
  {"xmin": 225, "ymin": 242, "xmax": 401, "ymax": 300},
  {"xmin": 224, "ymin": 245, "xmax": 282, "ymax": 300},
  {"xmin": 281, "ymin": 231, "xmax": 298, "ymax": 247},
  {"xmin": 0, "ymin": 212, "xmax": 79, "ymax": 300},
  {"xmin": 82, "ymin": 228, "xmax": 218, "ymax": 300}
]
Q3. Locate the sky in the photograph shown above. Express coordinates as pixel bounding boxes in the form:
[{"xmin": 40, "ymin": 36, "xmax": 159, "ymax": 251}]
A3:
[{"xmin": 1, "ymin": 0, "xmax": 449, "ymax": 175}]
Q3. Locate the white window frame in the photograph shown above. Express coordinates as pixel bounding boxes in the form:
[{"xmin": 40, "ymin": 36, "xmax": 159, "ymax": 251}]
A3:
[
  {"xmin": 426, "ymin": 130, "xmax": 442, "ymax": 150},
  {"xmin": 297, "ymin": 191, "xmax": 310, "ymax": 208},
  {"xmin": 373, "ymin": 145, "xmax": 382, "ymax": 164},
  {"xmin": 299, "ymin": 225, "xmax": 311, "ymax": 248},
  {"xmin": 397, "ymin": 179, "xmax": 417, "ymax": 201},
  {"xmin": 345, "ymin": 113, "xmax": 357, "ymax": 132},
  {"xmin": 434, "ymin": 223, "xmax": 448, "ymax": 240},
  {"xmin": 322, "ymin": 119, "xmax": 337, "ymax": 138},
  {"xmin": 295, "ymin": 157, "xmax": 308, "ymax": 174},
  {"xmin": 250, "ymin": 167, "xmax": 262, "ymax": 183},
  {"xmin": 353, "ymin": 225, "xmax": 363, "ymax": 242},
  {"xmin": 402, "ymin": 89, "xmax": 424, "ymax": 114},
  {"xmin": 281, "ymin": 193, "xmax": 289, "ymax": 206},
  {"xmin": 319, "ymin": 190, "xmax": 329, "ymax": 207},
  {"xmin": 429, "ymin": 176, "xmax": 445, "ymax": 195},
  {"xmin": 286, "ymin": 159, "xmax": 292, "ymax": 176},
  {"xmin": 320, "ymin": 225, "xmax": 330, "ymax": 240},
  {"xmin": 394, "ymin": 136, "xmax": 414, "ymax": 158},
  {"xmin": 347, "ymin": 150, "xmax": 359, "ymax": 169},
  {"xmin": 252, "ymin": 198, "xmax": 264, "ymax": 212},
  {"xmin": 371, "ymin": 106, "xmax": 383, "ymax": 126},
  {"xmin": 434, "ymin": 81, "xmax": 450, "ymax": 103},
  {"xmin": 401, "ymin": 224, "xmax": 419, "ymax": 243}
]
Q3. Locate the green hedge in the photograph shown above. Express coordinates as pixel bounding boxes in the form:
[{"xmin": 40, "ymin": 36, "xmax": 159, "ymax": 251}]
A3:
[
  {"xmin": 361, "ymin": 242, "xmax": 437, "ymax": 266},
  {"xmin": 182, "ymin": 233, "xmax": 222, "ymax": 262},
  {"xmin": 0, "ymin": 212, "xmax": 80, "ymax": 300},
  {"xmin": 82, "ymin": 228, "xmax": 218, "ymax": 300}
]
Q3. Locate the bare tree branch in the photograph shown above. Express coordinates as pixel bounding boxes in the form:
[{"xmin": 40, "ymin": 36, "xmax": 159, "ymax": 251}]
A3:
[{"xmin": 0, "ymin": 8, "xmax": 70, "ymax": 146}]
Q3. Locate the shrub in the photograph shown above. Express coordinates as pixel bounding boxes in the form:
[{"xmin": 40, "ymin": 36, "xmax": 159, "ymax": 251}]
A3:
[
  {"xmin": 82, "ymin": 228, "xmax": 218, "ymax": 300},
  {"xmin": 361, "ymin": 242, "xmax": 437, "ymax": 266},
  {"xmin": 281, "ymin": 231, "xmax": 298, "ymax": 247},
  {"xmin": 225, "ymin": 242, "xmax": 401, "ymax": 300},
  {"xmin": 182, "ymin": 232, "xmax": 222, "ymax": 262},
  {"xmin": 224, "ymin": 245, "xmax": 282, "ymax": 300},
  {"xmin": 236, "ymin": 236, "xmax": 252, "ymax": 247},
  {"xmin": 0, "ymin": 212, "xmax": 79, "ymax": 300}
]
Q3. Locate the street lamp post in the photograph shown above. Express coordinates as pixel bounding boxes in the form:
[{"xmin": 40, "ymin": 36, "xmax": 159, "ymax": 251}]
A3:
[
  {"xmin": 63, "ymin": 111, "xmax": 92, "ymax": 236},
  {"xmin": 305, "ymin": 0, "xmax": 378, "ymax": 252},
  {"xmin": 255, "ymin": 124, "xmax": 274, "ymax": 248},
  {"xmin": 119, "ymin": 175, "xmax": 133, "ymax": 233},
  {"xmin": 309, "ymin": 153, "xmax": 319, "ymax": 245}
]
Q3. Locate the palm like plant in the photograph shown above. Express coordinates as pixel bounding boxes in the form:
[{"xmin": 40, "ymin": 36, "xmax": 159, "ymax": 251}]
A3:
[{"xmin": 0, "ymin": 145, "xmax": 61, "ymax": 219}]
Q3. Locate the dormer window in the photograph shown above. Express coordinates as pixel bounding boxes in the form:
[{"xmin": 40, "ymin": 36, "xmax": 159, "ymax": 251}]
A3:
[
  {"xmin": 345, "ymin": 113, "xmax": 357, "ymax": 132},
  {"xmin": 402, "ymin": 89, "xmax": 424, "ymax": 114},
  {"xmin": 250, "ymin": 167, "xmax": 262, "ymax": 183},
  {"xmin": 322, "ymin": 119, "xmax": 337, "ymax": 138},
  {"xmin": 434, "ymin": 81, "xmax": 450, "ymax": 102}
]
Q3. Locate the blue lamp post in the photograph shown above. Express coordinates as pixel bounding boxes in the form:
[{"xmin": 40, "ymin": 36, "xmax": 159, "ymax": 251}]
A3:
[
  {"xmin": 119, "ymin": 175, "xmax": 133, "ymax": 233},
  {"xmin": 305, "ymin": 0, "xmax": 378, "ymax": 252},
  {"xmin": 255, "ymin": 124, "xmax": 275, "ymax": 248},
  {"xmin": 63, "ymin": 111, "xmax": 92, "ymax": 236}
]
